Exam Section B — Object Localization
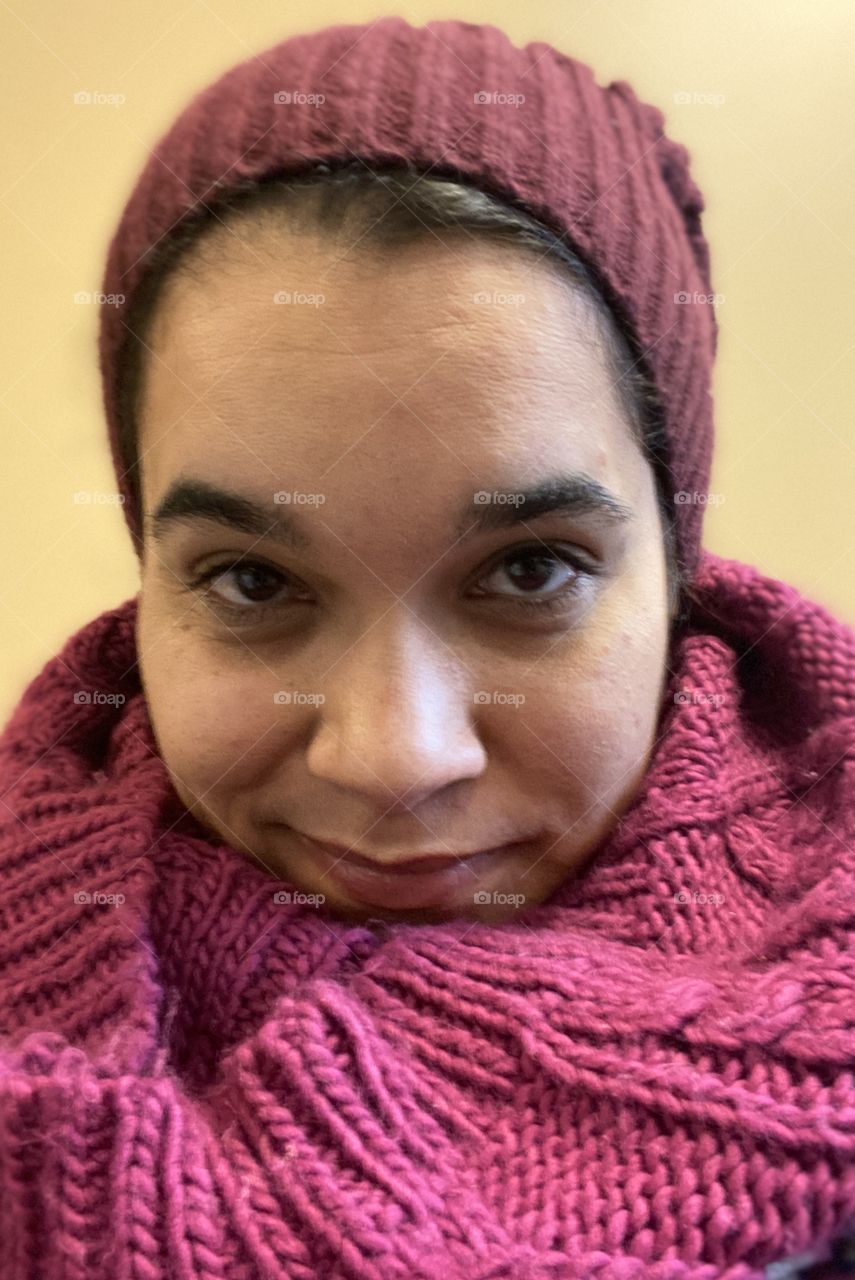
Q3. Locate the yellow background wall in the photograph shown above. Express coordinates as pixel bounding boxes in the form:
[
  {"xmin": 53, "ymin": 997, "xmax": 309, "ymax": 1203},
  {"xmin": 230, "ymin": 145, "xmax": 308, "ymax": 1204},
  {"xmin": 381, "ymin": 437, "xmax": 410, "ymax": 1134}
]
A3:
[{"xmin": 2, "ymin": 1, "xmax": 853, "ymax": 727}]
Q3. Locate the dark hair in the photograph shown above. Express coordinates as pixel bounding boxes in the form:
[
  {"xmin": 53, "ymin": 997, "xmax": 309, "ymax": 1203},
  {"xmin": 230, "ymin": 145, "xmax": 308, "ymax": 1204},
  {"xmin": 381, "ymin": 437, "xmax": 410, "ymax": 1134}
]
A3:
[{"xmin": 115, "ymin": 160, "xmax": 689, "ymax": 623}]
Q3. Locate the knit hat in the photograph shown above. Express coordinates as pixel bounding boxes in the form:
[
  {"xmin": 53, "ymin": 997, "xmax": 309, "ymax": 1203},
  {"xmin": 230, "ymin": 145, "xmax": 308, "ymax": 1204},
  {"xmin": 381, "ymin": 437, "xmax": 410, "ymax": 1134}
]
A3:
[{"xmin": 98, "ymin": 15, "xmax": 718, "ymax": 582}]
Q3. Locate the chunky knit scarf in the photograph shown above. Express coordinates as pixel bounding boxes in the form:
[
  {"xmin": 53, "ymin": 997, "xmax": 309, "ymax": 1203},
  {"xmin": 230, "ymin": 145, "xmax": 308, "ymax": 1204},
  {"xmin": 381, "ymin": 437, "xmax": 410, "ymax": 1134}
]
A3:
[{"xmin": 1, "ymin": 547, "xmax": 854, "ymax": 1280}]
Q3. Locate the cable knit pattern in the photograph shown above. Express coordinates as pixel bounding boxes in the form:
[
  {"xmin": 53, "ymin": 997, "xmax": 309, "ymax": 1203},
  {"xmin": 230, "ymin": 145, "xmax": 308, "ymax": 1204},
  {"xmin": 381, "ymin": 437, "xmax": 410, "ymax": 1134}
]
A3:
[{"xmin": 1, "ymin": 550, "xmax": 854, "ymax": 1278}]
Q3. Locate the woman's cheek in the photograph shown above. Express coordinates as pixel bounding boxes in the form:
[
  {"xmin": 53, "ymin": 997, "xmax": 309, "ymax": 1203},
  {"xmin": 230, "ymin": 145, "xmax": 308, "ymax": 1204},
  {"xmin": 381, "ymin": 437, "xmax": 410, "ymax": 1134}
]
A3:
[
  {"xmin": 537, "ymin": 642, "xmax": 657, "ymax": 788},
  {"xmin": 138, "ymin": 624, "xmax": 287, "ymax": 788}
]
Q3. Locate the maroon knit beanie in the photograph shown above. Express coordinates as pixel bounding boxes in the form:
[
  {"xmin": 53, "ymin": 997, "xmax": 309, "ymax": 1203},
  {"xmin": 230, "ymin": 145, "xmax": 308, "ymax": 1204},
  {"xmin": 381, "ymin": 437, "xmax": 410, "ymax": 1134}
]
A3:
[{"xmin": 98, "ymin": 15, "xmax": 718, "ymax": 582}]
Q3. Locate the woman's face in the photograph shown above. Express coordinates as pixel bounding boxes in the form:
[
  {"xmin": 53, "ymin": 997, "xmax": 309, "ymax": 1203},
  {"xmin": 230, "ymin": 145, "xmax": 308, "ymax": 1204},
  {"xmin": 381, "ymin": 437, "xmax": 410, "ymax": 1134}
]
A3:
[{"xmin": 135, "ymin": 222, "xmax": 674, "ymax": 924}]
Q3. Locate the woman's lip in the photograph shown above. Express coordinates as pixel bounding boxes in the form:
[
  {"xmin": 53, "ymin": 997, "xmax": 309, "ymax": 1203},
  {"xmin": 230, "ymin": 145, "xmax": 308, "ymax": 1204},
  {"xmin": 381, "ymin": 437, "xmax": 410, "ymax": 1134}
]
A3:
[
  {"xmin": 293, "ymin": 831, "xmax": 525, "ymax": 874},
  {"xmin": 322, "ymin": 847, "xmax": 510, "ymax": 909},
  {"xmin": 291, "ymin": 830, "xmax": 529, "ymax": 910},
  {"xmin": 305, "ymin": 839, "xmax": 489, "ymax": 875}
]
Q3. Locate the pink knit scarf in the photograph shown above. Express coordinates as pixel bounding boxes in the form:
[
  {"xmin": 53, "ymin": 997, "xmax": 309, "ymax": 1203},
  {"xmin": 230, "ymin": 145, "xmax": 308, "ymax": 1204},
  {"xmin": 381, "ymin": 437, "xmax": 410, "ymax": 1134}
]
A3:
[{"xmin": 1, "ymin": 547, "xmax": 854, "ymax": 1279}]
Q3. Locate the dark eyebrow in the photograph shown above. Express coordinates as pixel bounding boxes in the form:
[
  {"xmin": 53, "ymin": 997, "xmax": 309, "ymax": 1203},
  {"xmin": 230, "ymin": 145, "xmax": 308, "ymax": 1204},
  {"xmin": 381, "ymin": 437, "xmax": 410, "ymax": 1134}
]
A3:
[
  {"xmin": 148, "ymin": 480, "xmax": 312, "ymax": 550},
  {"xmin": 457, "ymin": 475, "xmax": 634, "ymax": 538},
  {"xmin": 146, "ymin": 473, "xmax": 634, "ymax": 549}
]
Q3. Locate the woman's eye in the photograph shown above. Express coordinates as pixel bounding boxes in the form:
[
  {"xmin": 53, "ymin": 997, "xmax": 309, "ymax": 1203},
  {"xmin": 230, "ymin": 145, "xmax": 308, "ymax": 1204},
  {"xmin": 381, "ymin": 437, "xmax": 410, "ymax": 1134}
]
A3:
[
  {"xmin": 185, "ymin": 543, "xmax": 595, "ymax": 626},
  {"xmin": 473, "ymin": 545, "xmax": 594, "ymax": 613},
  {"xmin": 187, "ymin": 559, "xmax": 304, "ymax": 619}
]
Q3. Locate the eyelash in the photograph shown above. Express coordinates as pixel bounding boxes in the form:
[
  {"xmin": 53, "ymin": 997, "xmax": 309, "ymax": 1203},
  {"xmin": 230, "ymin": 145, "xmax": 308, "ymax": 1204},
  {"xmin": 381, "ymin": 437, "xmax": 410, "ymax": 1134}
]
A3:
[{"xmin": 184, "ymin": 543, "xmax": 596, "ymax": 624}]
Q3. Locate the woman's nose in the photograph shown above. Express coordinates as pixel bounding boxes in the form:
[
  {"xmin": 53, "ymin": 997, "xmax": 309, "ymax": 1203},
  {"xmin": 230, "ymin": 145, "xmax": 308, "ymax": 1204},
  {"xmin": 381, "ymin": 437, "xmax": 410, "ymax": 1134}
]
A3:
[{"xmin": 303, "ymin": 617, "xmax": 487, "ymax": 806}]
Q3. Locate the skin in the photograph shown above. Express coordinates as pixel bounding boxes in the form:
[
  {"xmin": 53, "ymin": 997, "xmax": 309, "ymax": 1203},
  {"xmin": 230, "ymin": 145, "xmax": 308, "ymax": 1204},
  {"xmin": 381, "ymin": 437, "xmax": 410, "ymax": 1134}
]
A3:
[{"xmin": 134, "ymin": 221, "xmax": 675, "ymax": 925}]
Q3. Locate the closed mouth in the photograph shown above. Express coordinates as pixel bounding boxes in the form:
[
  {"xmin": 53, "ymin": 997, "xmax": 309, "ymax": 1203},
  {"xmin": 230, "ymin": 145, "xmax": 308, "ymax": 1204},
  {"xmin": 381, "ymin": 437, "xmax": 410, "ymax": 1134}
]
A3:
[{"xmin": 294, "ymin": 832, "xmax": 525, "ymax": 875}]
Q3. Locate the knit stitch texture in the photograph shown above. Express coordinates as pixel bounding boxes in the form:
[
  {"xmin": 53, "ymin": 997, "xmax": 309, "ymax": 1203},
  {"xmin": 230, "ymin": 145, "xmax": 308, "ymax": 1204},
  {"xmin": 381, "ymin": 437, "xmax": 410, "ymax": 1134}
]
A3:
[{"xmin": 1, "ymin": 549, "xmax": 854, "ymax": 1278}]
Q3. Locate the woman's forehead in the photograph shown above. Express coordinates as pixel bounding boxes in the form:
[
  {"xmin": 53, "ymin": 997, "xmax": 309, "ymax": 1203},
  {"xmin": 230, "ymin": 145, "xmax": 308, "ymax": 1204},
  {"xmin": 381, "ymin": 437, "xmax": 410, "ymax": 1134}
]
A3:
[
  {"xmin": 145, "ymin": 224, "xmax": 604, "ymax": 382},
  {"xmin": 138, "ymin": 354, "xmax": 632, "ymax": 525},
  {"xmin": 138, "ymin": 233, "xmax": 632, "ymax": 486}
]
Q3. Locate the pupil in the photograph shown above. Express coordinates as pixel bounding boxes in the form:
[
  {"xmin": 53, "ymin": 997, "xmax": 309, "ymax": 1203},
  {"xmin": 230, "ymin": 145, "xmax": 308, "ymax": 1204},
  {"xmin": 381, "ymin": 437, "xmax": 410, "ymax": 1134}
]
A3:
[
  {"xmin": 508, "ymin": 554, "xmax": 553, "ymax": 592},
  {"xmin": 236, "ymin": 566, "xmax": 281, "ymax": 602}
]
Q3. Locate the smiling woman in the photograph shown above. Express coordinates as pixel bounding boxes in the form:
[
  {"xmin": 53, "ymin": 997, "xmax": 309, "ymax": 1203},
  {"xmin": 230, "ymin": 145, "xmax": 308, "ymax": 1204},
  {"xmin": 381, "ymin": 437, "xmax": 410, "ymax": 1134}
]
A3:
[
  {"xmin": 121, "ymin": 177, "xmax": 680, "ymax": 922},
  {"xmin": 1, "ymin": 14, "xmax": 855, "ymax": 1280}
]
